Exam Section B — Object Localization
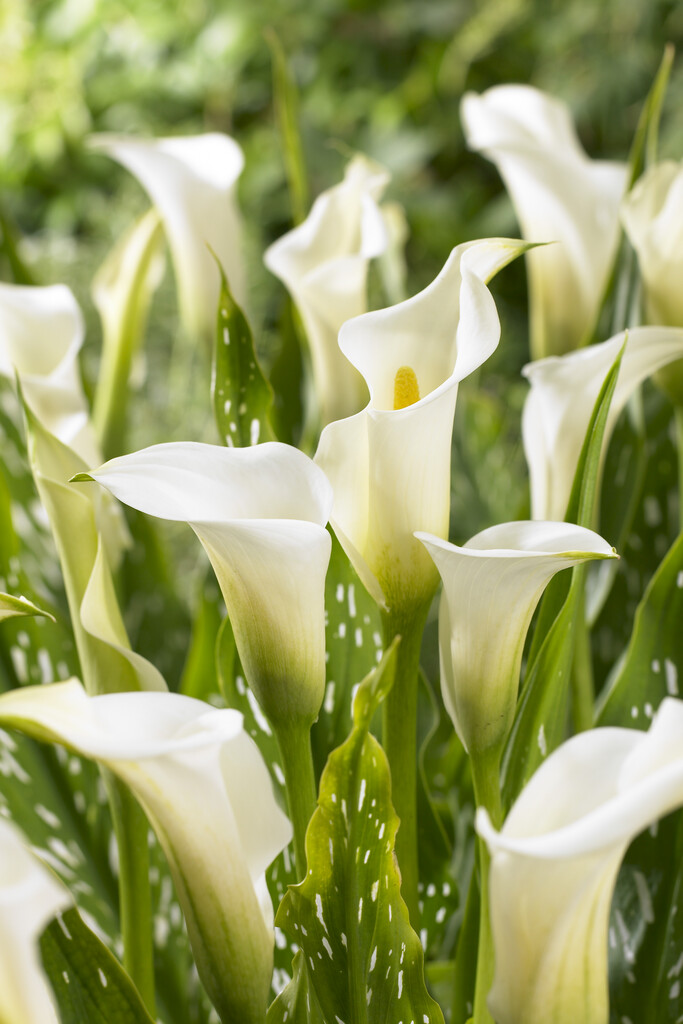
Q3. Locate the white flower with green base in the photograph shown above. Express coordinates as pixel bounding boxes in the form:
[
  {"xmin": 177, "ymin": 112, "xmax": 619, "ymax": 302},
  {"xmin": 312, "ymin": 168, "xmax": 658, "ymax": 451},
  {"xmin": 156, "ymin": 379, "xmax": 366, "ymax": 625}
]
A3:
[
  {"xmin": 265, "ymin": 154, "xmax": 390, "ymax": 425},
  {"xmin": 76, "ymin": 440, "xmax": 332, "ymax": 876},
  {"xmin": 0, "ymin": 679, "xmax": 292, "ymax": 1024},
  {"xmin": 0, "ymin": 818, "xmax": 71, "ymax": 1024},
  {"xmin": 479, "ymin": 696, "xmax": 683, "ymax": 1024},
  {"xmin": 522, "ymin": 326, "xmax": 683, "ymax": 521},
  {"xmin": 461, "ymin": 84, "xmax": 627, "ymax": 359},
  {"xmin": 90, "ymin": 133, "xmax": 246, "ymax": 339},
  {"xmin": 0, "ymin": 282, "xmax": 100, "ymax": 465}
]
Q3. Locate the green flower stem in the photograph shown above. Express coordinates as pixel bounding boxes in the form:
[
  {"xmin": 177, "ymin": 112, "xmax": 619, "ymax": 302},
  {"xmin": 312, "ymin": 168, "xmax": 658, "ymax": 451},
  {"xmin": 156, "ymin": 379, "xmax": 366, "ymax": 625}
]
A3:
[
  {"xmin": 471, "ymin": 745, "xmax": 503, "ymax": 1024},
  {"xmin": 675, "ymin": 404, "xmax": 683, "ymax": 533},
  {"xmin": 381, "ymin": 600, "xmax": 430, "ymax": 927},
  {"xmin": 103, "ymin": 771, "xmax": 156, "ymax": 1016},
  {"xmin": 571, "ymin": 589, "xmax": 595, "ymax": 733},
  {"xmin": 274, "ymin": 719, "xmax": 318, "ymax": 878}
]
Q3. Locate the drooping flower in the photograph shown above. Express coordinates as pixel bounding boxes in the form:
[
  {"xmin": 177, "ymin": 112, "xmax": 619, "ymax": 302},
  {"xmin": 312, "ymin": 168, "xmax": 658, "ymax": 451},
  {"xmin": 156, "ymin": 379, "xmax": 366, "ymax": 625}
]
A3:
[
  {"xmin": 621, "ymin": 160, "xmax": 683, "ymax": 404},
  {"xmin": 0, "ymin": 679, "xmax": 292, "ymax": 1024},
  {"xmin": 0, "ymin": 282, "xmax": 99, "ymax": 465},
  {"xmin": 478, "ymin": 696, "xmax": 683, "ymax": 1024},
  {"xmin": 461, "ymin": 85, "xmax": 627, "ymax": 359},
  {"xmin": 90, "ymin": 133, "xmax": 245, "ymax": 339},
  {"xmin": 264, "ymin": 154, "xmax": 389, "ymax": 424},
  {"xmin": 76, "ymin": 441, "xmax": 332, "ymax": 726},
  {"xmin": 416, "ymin": 521, "xmax": 616, "ymax": 757},
  {"xmin": 522, "ymin": 326, "xmax": 683, "ymax": 521},
  {"xmin": 0, "ymin": 817, "xmax": 71, "ymax": 1024},
  {"xmin": 315, "ymin": 237, "xmax": 529, "ymax": 615}
]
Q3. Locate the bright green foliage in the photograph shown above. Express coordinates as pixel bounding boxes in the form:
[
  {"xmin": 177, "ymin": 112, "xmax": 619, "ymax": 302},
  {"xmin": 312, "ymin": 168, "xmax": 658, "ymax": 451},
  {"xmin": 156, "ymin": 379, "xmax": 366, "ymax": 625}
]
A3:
[
  {"xmin": 269, "ymin": 641, "xmax": 445, "ymax": 1024},
  {"xmin": 502, "ymin": 342, "xmax": 624, "ymax": 804},
  {"xmin": 212, "ymin": 262, "xmax": 276, "ymax": 449},
  {"xmin": 40, "ymin": 907, "xmax": 155, "ymax": 1024}
]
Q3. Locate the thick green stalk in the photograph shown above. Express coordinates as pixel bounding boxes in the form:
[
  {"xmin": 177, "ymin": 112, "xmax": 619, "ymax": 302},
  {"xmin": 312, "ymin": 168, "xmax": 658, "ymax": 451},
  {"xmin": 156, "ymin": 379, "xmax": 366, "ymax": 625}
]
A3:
[
  {"xmin": 471, "ymin": 746, "xmax": 503, "ymax": 1024},
  {"xmin": 104, "ymin": 772, "xmax": 156, "ymax": 1015},
  {"xmin": 570, "ymin": 587, "xmax": 594, "ymax": 733},
  {"xmin": 381, "ymin": 600, "xmax": 430, "ymax": 926},
  {"xmin": 274, "ymin": 719, "xmax": 318, "ymax": 878},
  {"xmin": 675, "ymin": 404, "xmax": 683, "ymax": 534}
]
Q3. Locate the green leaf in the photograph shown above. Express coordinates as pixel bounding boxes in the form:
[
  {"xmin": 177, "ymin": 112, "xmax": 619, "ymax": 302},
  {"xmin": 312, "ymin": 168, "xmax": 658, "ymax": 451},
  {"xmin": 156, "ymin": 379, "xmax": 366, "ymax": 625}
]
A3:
[
  {"xmin": 627, "ymin": 42, "xmax": 675, "ymax": 189},
  {"xmin": 212, "ymin": 260, "xmax": 276, "ymax": 448},
  {"xmin": 597, "ymin": 529, "xmax": 683, "ymax": 728},
  {"xmin": 41, "ymin": 907, "xmax": 155, "ymax": 1024},
  {"xmin": 311, "ymin": 531, "xmax": 383, "ymax": 777},
  {"xmin": 502, "ymin": 341, "xmax": 624, "ymax": 805},
  {"xmin": 0, "ymin": 591, "xmax": 55, "ymax": 621},
  {"xmin": 269, "ymin": 641, "xmax": 445, "ymax": 1024},
  {"xmin": 265, "ymin": 29, "xmax": 309, "ymax": 227}
]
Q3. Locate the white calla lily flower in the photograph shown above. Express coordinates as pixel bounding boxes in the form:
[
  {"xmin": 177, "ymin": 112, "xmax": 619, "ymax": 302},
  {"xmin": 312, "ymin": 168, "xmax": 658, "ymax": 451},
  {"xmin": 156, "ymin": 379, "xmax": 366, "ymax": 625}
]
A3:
[
  {"xmin": 0, "ymin": 282, "xmax": 100, "ymax": 465},
  {"xmin": 523, "ymin": 326, "xmax": 683, "ymax": 521},
  {"xmin": 315, "ymin": 237, "xmax": 528, "ymax": 614},
  {"xmin": 621, "ymin": 160, "xmax": 683, "ymax": 404},
  {"xmin": 461, "ymin": 85, "xmax": 627, "ymax": 359},
  {"xmin": 417, "ymin": 522, "xmax": 616, "ymax": 756},
  {"xmin": 0, "ymin": 817, "xmax": 71, "ymax": 1024},
  {"xmin": 90, "ymin": 133, "xmax": 245, "ymax": 339},
  {"xmin": 78, "ymin": 441, "xmax": 332, "ymax": 725},
  {"xmin": 265, "ymin": 154, "xmax": 390, "ymax": 424},
  {"xmin": 0, "ymin": 679, "xmax": 292, "ymax": 1024},
  {"xmin": 478, "ymin": 696, "xmax": 683, "ymax": 1024}
]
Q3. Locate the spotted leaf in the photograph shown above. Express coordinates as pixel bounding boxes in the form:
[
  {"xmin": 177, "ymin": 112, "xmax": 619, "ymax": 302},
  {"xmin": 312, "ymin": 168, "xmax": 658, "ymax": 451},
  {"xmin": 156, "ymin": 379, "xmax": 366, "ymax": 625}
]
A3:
[{"xmin": 269, "ymin": 640, "xmax": 445, "ymax": 1024}]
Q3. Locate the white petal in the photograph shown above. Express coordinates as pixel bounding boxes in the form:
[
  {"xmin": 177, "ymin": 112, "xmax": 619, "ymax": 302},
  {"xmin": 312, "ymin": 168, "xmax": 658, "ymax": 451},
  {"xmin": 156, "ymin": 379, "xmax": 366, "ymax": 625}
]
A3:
[
  {"xmin": 85, "ymin": 441, "xmax": 333, "ymax": 723},
  {"xmin": 621, "ymin": 160, "xmax": 683, "ymax": 325},
  {"xmin": 417, "ymin": 522, "xmax": 615, "ymax": 753},
  {"xmin": 264, "ymin": 155, "xmax": 390, "ymax": 423},
  {"xmin": 91, "ymin": 133, "xmax": 245, "ymax": 337},
  {"xmin": 462, "ymin": 85, "xmax": 627, "ymax": 357},
  {"xmin": 478, "ymin": 697, "xmax": 683, "ymax": 1024},
  {"xmin": 0, "ymin": 680, "xmax": 292, "ymax": 1021},
  {"xmin": 0, "ymin": 283, "xmax": 99, "ymax": 464},
  {"xmin": 0, "ymin": 818, "xmax": 70, "ymax": 1024},
  {"xmin": 523, "ymin": 326, "xmax": 683, "ymax": 520},
  {"xmin": 316, "ymin": 239, "xmax": 527, "ymax": 611}
]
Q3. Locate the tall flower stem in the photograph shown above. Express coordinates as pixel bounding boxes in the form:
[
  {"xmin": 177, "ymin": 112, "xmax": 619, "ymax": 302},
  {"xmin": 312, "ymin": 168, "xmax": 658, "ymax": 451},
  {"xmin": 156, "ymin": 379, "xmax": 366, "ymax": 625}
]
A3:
[
  {"xmin": 471, "ymin": 746, "xmax": 503, "ymax": 1024},
  {"xmin": 675, "ymin": 404, "xmax": 683, "ymax": 534},
  {"xmin": 275, "ymin": 719, "xmax": 318, "ymax": 878},
  {"xmin": 571, "ymin": 588, "xmax": 595, "ymax": 733},
  {"xmin": 104, "ymin": 772, "xmax": 156, "ymax": 1016},
  {"xmin": 381, "ymin": 600, "xmax": 430, "ymax": 926}
]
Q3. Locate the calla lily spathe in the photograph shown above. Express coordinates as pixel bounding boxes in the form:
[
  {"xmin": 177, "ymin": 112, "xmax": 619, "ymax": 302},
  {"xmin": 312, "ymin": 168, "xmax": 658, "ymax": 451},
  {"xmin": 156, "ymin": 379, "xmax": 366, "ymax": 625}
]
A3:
[
  {"xmin": 0, "ymin": 818, "xmax": 71, "ymax": 1024},
  {"xmin": 0, "ymin": 592, "xmax": 54, "ymax": 622},
  {"xmin": 0, "ymin": 679, "xmax": 292, "ymax": 1024},
  {"xmin": 417, "ymin": 521, "xmax": 616, "ymax": 757},
  {"xmin": 264, "ymin": 154, "xmax": 389, "ymax": 424},
  {"xmin": 78, "ymin": 441, "xmax": 333, "ymax": 726},
  {"xmin": 0, "ymin": 282, "xmax": 100, "ymax": 465},
  {"xmin": 621, "ymin": 161, "xmax": 683, "ymax": 404},
  {"xmin": 523, "ymin": 326, "xmax": 683, "ymax": 521},
  {"xmin": 461, "ymin": 85, "xmax": 627, "ymax": 359},
  {"xmin": 90, "ymin": 133, "xmax": 245, "ymax": 339},
  {"xmin": 478, "ymin": 696, "xmax": 683, "ymax": 1024},
  {"xmin": 315, "ymin": 237, "xmax": 528, "ymax": 614}
]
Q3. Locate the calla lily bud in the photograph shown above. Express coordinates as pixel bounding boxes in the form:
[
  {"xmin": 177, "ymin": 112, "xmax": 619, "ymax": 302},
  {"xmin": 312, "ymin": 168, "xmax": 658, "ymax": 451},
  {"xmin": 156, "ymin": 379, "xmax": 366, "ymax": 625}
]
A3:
[
  {"xmin": 621, "ymin": 161, "xmax": 683, "ymax": 404},
  {"xmin": 0, "ymin": 282, "xmax": 100, "ymax": 465},
  {"xmin": 0, "ymin": 818, "xmax": 71, "ymax": 1024},
  {"xmin": 417, "ymin": 521, "xmax": 616, "ymax": 757},
  {"xmin": 0, "ymin": 679, "xmax": 292, "ymax": 1024},
  {"xmin": 78, "ymin": 441, "xmax": 333, "ymax": 727},
  {"xmin": 478, "ymin": 697, "xmax": 683, "ymax": 1024},
  {"xmin": 523, "ymin": 326, "xmax": 683, "ymax": 521},
  {"xmin": 264, "ymin": 154, "xmax": 390, "ymax": 424},
  {"xmin": 315, "ymin": 237, "xmax": 529, "ymax": 615},
  {"xmin": 461, "ymin": 85, "xmax": 627, "ymax": 359},
  {"xmin": 90, "ymin": 133, "xmax": 246, "ymax": 339}
]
